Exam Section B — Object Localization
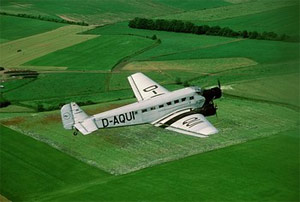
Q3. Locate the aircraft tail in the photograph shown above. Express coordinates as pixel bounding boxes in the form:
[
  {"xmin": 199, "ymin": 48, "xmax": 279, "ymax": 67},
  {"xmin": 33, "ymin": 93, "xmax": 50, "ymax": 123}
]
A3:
[{"xmin": 61, "ymin": 102, "xmax": 89, "ymax": 130}]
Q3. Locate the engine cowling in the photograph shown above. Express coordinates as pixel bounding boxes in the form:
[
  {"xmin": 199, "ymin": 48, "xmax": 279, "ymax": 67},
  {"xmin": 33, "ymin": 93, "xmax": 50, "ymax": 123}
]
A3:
[{"xmin": 202, "ymin": 87, "xmax": 222, "ymax": 104}]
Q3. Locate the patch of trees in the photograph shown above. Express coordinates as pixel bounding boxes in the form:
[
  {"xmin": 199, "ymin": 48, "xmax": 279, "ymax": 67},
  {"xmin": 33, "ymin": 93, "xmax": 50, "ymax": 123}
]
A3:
[
  {"xmin": 129, "ymin": 17, "xmax": 293, "ymax": 42},
  {"xmin": 175, "ymin": 77, "xmax": 190, "ymax": 87},
  {"xmin": 0, "ymin": 11, "xmax": 89, "ymax": 26},
  {"xmin": 36, "ymin": 100, "xmax": 95, "ymax": 112},
  {"xmin": 4, "ymin": 70, "xmax": 39, "ymax": 79},
  {"xmin": 0, "ymin": 96, "xmax": 11, "ymax": 108}
]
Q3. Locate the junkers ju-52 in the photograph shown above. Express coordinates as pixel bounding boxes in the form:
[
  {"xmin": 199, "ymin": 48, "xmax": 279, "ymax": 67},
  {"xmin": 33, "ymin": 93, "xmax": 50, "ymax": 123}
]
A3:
[{"xmin": 61, "ymin": 73, "xmax": 222, "ymax": 138}]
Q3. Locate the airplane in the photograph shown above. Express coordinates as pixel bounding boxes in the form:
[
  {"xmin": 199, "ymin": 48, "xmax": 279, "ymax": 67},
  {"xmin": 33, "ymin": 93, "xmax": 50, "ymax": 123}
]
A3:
[{"xmin": 61, "ymin": 72, "xmax": 222, "ymax": 138}]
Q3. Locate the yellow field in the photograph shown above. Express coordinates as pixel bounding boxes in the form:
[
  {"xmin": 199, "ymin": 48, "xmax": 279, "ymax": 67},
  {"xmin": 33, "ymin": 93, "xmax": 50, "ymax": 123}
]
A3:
[
  {"xmin": 0, "ymin": 25, "xmax": 98, "ymax": 69},
  {"xmin": 162, "ymin": 0, "xmax": 297, "ymax": 21},
  {"xmin": 123, "ymin": 57, "xmax": 257, "ymax": 73}
]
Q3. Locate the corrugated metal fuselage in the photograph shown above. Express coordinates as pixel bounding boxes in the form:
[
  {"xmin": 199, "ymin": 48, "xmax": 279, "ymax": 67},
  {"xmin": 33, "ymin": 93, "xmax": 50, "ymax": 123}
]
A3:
[{"xmin": 90, "ymin": 87, "xmax": 205, "ymax": 129}]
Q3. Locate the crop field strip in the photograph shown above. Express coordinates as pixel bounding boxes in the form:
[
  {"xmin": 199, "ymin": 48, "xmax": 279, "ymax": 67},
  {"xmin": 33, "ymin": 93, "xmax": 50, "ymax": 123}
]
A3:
[
  {"xmin": 37, "ymin": 129, "xmax": 299, "ymax": 201},
  {"xmin": 0, "ymin": 15, "xmax": 64, "ymax": 43},
  {"xmin": 1, "ymin": 123, "xmax": 298, "ymax": 201},
  {"xmin": 1, "ymin": 94, "xmax": 298, "ymax": 175},
  {"xmin": 195, "ymin": 5, "xmax": 300, "ymax": 36},
  {"xmin": 122, "ymin": 58, "xmax": 257, "ymax": 72},
  {"xmin": 24, "ymin": 35, "xmax": 157, "ymax": 71},
  {"xmin": 161, "ymin": 0, "xmax": 298, "ymax": 21},
  {"xmin": 0, "ymin": 25, "xmax": 97, "ymax": 68},
  {"xmin": 0, "ymin": 0, "xmax": 182, "ymax": 25}
]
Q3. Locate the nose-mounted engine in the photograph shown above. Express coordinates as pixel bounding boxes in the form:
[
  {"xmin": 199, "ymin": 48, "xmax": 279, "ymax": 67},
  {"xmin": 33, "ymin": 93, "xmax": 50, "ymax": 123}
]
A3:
[{"xmin": 196, "ymin": 80, "xmax": 222, "ymax": 116}]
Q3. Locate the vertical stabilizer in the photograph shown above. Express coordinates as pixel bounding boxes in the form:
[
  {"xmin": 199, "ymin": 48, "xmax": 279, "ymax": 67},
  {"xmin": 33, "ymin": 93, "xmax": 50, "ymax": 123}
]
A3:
[{"xmin": 61, "ymin": 102, "xmax": 88, "ymax": 130}]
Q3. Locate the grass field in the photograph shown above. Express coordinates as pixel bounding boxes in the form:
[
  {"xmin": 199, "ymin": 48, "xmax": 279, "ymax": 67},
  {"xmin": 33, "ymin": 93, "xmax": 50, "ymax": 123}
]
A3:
[
  {"xmin": 1, "ymin": 95, "xmax": 298, "ymax": 175},
  {"xmin": 0, "ymin": 0, "xmax": 181, "ymax": 24},
  {"xmin": 123, "ymin": 57, "xmax": 257, "ymax": 72},
  {"xmin": 161, "ymin": 0, "xmax": 298, "ymax": 22},
  {"xmin": 25, "ymin": 35, "xmax": 156, "ymax": 71},
  {"xmin": 0, "ymin": 125, "xmax": 111, "ymax": 201},
  {"xmin": 0, "ymin": 0, "xmax": 299, "ymax": 201},
  {"xmin": 195, "ymin": 5, "xmax": 300, "ymax": 36},
  {"xmin": 2, "ymin": 73, "xmax": 108, "ymax": 101},
  {"xmin": 0, "ymin": 15, "xmax": 64, "ymax": 43},
  {"xmin": 0, "ymin": 25, "xmax": 97, "ymax": 68},
  {"xmin": 224, "ymin": 73, "xmax": 300, "ymax": 107},
  {"xmin": 42, "ymin": 129, "xmax": 299, "ymax": 201},
  {"xmin": 1, "ymin": 124, "xmax": 298, "ymax": 201}
]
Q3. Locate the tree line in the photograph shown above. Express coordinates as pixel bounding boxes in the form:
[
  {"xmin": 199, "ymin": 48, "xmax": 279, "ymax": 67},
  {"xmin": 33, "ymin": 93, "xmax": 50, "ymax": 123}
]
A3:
[
  {"xmin": 0, "ymin": 11, "xmax": 89, "ymax": 26},
  {"xmin": 129, "ymin": 17, "xmax": 293, "ymax": 42}
]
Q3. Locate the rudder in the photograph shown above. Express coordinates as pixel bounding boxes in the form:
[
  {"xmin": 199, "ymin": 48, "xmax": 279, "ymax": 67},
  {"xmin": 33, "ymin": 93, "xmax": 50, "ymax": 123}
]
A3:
[{"xmin": 61, "ymin": 102, "xmax": 88, "ymax": 130}]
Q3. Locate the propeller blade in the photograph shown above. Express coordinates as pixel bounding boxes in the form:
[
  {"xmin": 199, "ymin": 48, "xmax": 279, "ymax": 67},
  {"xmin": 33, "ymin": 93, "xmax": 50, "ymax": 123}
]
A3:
[{"xmin": 217, "ymin": 79, "xmax": 221, "ymax": 88}]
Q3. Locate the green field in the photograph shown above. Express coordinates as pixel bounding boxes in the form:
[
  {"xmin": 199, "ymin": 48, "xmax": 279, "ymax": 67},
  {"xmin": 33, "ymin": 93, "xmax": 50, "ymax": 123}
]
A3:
[
  {"xmin": 161, "ymin": 0, "xmax": 297, "ymax": 22},
  {"xmin": 0, "ymin": 0, "xmax": 180, "ymax": 24},
  {"xmin": 0, "ymin": 25, "xmax": 97, "ymax": 68},
  {"xmin": 1, "ymin": 95, "xmax": 298, "ymax": 175},
  {"xmin": 0, "ymin": 125, "xmax": 111, "ymax": 201},
  {"xmin": 195, "ymin": 5, "xmax": 300, "ymax": 37},
  {"xmin": 224, "ymin": 73, "xmax": 300, "ymax": 107},
  {"xmin": 0, "ymin": 15, "xmax": 64, "ymax": 43},
  {"xmin": 0, "ymin": 0, "xmax": 299, "ymax": 201},
  {"xmin": 25, "ymin": 35, "xmax": 156, "ymax": 71},
  {"xmin": 1, "ymin": 125, "xmax": 298, "ymax": 201}
]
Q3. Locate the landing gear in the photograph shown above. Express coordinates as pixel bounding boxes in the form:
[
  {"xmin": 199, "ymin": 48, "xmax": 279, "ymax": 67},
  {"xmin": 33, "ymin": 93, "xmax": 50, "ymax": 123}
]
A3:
[{"xmin": 73, "ymin": 128, "xmax": 79, "ymax": 136}]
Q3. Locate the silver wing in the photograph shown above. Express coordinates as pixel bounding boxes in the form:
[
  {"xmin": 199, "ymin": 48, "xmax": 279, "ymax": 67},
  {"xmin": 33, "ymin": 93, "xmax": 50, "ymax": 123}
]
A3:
[
  {"xmin": 153, "ymin": 110, "xmax": 218, "ymax": 138},
  {"xmin": 128, "ymin": 72, "xmax": 169, "ymax": 102}
]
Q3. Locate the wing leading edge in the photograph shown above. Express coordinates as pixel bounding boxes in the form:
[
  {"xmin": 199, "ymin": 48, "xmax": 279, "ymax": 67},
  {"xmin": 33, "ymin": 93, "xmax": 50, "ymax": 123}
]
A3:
[
  {"xmin": 128, "ymin": 72, "xmax": 169, "ymax": 102},
  {"xmin": 153, "ymin": 110, "xmax": 218, "ymax": 138}
]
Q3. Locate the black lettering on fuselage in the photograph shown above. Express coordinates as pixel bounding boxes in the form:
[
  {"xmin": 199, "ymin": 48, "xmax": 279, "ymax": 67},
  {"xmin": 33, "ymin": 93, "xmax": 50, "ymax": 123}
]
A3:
[
  {"xmin": 113, "ymin": 116, "xmax": 119, "ymax": 125},
  {"xmin": 125, "ymin": 112, "xmax": 133, "ymax": 121},
  {"xmin": 102, "ymin": 118, "xmax": 109, "ymax": 128},
  {"xmin": 102, "ymin": 112, "xmax": 136, "ymax": 128},
  {"xmin": 119, "ymin": 114, "xmax": 125, "ymax": 123}
]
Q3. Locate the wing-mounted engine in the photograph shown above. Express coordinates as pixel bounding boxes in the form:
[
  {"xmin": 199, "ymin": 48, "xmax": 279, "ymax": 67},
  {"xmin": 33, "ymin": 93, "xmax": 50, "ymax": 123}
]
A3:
[{"xmin": 198, "ymin": 80, "xmax": 222, "ymax": 116}]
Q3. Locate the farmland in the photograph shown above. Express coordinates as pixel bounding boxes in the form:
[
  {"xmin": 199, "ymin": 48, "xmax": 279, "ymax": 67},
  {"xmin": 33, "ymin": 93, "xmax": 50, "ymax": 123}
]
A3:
[
  {"xmin": 0, "ymin": 0, "xmax": 299, "ymax": 201},
  {"xmin": 25, "ymin": 35, "xmax": 156, "ymax": 71},
  {"xmin": 0, "ymin": 15, "xmax": 64, "ymax": 43},
  {"xmin": 161, "ymin": 0, "xmax": 298, "ymax": 22},
  {"xmin": 0, "ymin": 25, "xmax": 97, "ymax": 68}
]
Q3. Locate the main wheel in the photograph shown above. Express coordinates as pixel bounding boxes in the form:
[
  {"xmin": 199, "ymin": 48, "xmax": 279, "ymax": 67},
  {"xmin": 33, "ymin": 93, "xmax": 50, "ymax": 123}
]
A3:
[{"xmin": 73, "ymin": 131, "xmax": 78, "ymax": 136}]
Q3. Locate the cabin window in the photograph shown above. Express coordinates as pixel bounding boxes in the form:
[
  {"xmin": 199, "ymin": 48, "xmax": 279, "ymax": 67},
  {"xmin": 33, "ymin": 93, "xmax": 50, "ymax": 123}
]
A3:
[
  {"xmin": 151, "ymin": 107, "xmax": 155, "ymax": 110},
  {"xmin": 167, "ymin": 102, "xmax": 172, "ymax": 106},
  {"xmin": 142, "ymin": 109, "xmax": 147, "ymax": 113},
  {"xmin": 181, "ymin": 98, "xmax": 186, "ymax": 102},
  {"xmin": 159, "ymin": 104, "xmax": 164, "ymax": 108},
  {"xmin": 190, "ymin": 96, "xmax": 194, "ymax": 100},
  {"xmin": 174, "ymin": 99, "xmax": 179, "ymax": 104}
]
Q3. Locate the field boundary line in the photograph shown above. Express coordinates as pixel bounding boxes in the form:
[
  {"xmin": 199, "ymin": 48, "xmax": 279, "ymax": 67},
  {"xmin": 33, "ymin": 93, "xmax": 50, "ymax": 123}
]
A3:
[
  {"xmin": 224, "ymin": 93, "xmax": 299, "ymax": 111},
  {"xmin": 145, "ymin": 38, "xmax": 245, "ymax": 60},
  {"xmin": 112, "ymin": 39, "xmax": 161, "ymax": 72}
]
